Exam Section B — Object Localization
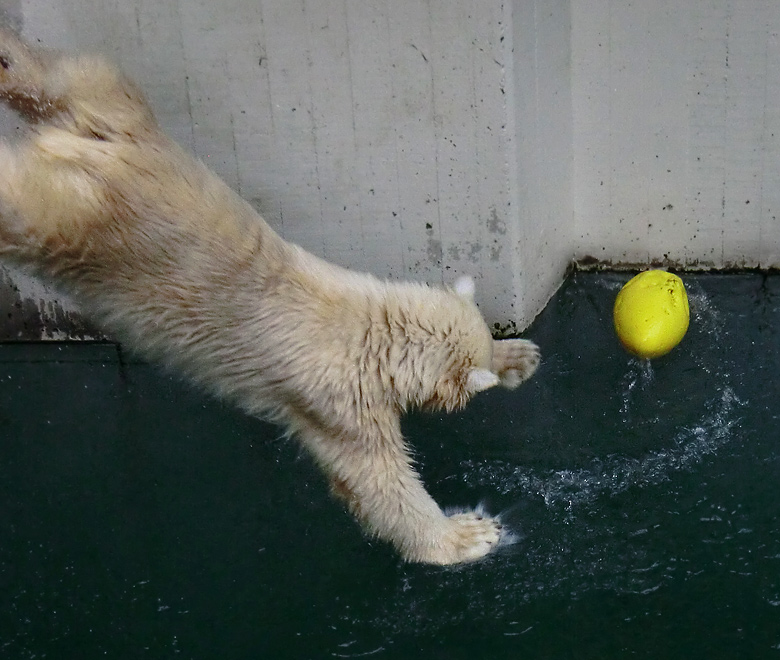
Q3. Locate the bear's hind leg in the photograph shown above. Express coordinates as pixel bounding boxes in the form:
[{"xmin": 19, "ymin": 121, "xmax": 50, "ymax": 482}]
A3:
[
  {"xmin": 0, "ymin": 27, "xmax": 60, "ymax": 122},
  {"xmin": 0, "ymin": 142, "xmax": 34, "ymax": 255},
  {"xmin": 0, "ymin": 29, "xmax": 155, "ymax": 139},
  {"xmin": 0, "ymin": 135, "xmax": 109, "ymax": 268}
]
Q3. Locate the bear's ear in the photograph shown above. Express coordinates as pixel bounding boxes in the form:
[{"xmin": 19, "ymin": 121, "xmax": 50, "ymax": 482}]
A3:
[
  {"xmin": 454, "ymin": 276, "xmax": 475, "ymax": 301},
  {"xmin": 466, "ymin": 368, "xmax": 499, "ymax": 393}
]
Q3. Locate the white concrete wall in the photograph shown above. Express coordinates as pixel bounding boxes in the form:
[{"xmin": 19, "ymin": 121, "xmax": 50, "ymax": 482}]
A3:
[
  {"xmin": 0, "ymin": 0, "xmax": 574, "ymax": 339},
  {"xmin": 572, "ymin": 0, "xmax": 780, "ymax": 268},
  {"xmin": 3, "ymin": 0, "xmax": 777, "ymax": 340},
  {"xmin": 512, "ymin": 0, "xmax": 573, "ymax": 325}
]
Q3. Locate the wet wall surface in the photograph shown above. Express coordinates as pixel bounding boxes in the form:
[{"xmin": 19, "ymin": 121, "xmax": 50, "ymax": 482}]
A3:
[
  {"xmin": 0, "ymin": 269, "xmax": 101, "ymax": 341},
  {"xmin": 1, "ymin": 272, "xmax": 779, "ymax": 658}
]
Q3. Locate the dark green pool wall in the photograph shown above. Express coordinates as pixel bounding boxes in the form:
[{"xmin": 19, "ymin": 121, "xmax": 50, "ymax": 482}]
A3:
[{"xmin": 2, "ymin": 272, "xmax": 780, "ymax": 658}]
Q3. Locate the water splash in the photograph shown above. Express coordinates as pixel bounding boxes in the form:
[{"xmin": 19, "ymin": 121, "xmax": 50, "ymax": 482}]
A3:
[
  {"xmin": 461, "ymin": 386, "xmax": 742, "ymax": 513},
  {"xmin": 327, "ymin": 277, "xmax": 761, "ymax": 651},
  {"xmin": 463, "ymin": 280, "xmax": 742, "ymax": 515},
  {"xmin": 620, "ymin": 358, "xmax": 655, "ymax": 421}
]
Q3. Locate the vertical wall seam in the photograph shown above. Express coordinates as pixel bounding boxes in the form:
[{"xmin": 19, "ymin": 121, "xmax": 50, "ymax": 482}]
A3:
[
  {"xmin": 425, "ymin": 0, "xmax": 444, "ymax": 286},
  {"xmin": 758, "ymin": 4, "xmax": 769, "ymax": 267},
  {"xmin": 721, "ymin": 1, "xmax": 730, "ymax": 265},
  {"xmin": 175, "ymin": 0, "xmax": 196, "ymax": 155},
  {"xmin": 383, "ymin": 0, "xmax": 406, "ymax": 276},
  {"xmin": 301, "ymin": 0, "xmax": 328, "ymax": 261},
  {"xmin": 343, "ymin": 0, "xmax": 369, "ymax": 273},
  {"xmin": 501, "ymin": 0, "xmax": 522, "ymax": 308}
]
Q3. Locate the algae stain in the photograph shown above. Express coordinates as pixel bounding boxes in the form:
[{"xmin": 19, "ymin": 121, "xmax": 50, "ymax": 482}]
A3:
[{"xmin": 487, "ymin": 208, "xmax": 507, "ymax": 235}]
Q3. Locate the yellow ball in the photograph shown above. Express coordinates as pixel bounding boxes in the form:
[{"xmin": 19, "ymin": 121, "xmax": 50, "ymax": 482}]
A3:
[{"xmin": 613, "ymin": 270, "xmax": 689, "ymax": 359}]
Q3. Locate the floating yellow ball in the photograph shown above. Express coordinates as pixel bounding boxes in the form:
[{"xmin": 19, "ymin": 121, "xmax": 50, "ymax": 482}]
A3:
[{"xmin": 613, "ymin": 270, "xmax": 689, "ymax": 359}]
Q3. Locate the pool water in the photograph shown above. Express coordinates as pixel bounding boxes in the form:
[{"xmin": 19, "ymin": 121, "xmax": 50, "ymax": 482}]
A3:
[{"xmin": 1, "ymin": 272, "xmax": 779, "ymax": 658}]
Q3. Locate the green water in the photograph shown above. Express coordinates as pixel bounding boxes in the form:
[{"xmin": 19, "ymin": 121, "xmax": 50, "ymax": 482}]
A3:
[{"xmin": 1, "ymin": 273, "xmax": 779, "ymax": 658}]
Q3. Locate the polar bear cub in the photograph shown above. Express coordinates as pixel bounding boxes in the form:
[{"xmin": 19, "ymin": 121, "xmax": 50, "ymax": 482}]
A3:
[{"xmin": 0, "ymin": 30, "xmax": 540, "ymax": 564}]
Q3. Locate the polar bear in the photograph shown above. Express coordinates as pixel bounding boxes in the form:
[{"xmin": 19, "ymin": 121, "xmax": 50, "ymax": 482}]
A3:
[{"xmin": 0, "ymin": 30, "xmax": 539, "ymax": 564}]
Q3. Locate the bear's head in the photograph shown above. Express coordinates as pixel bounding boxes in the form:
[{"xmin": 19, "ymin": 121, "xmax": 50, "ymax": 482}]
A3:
[{"xmin": 386, "ymin": 276, "xmax": 500, "ymax": 413}]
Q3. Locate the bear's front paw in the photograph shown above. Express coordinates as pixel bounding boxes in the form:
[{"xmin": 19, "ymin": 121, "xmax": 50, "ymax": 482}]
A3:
[
  {"xmin": 418, "ymin": 510, "xmax": 504, "ymax": 565},
  {"xmin": 492, "ymin": 338, "xmax": 540, "ymax": 389}
]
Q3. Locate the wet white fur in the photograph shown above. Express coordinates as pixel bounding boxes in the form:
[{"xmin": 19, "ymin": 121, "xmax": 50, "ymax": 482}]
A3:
[{"xmin": 0, "ymin": 31, "xmax": 540, "ymax": 564}]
